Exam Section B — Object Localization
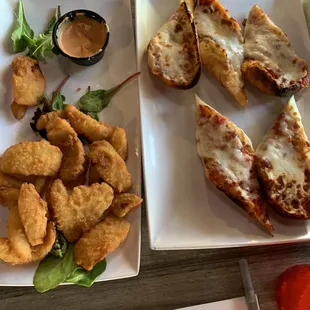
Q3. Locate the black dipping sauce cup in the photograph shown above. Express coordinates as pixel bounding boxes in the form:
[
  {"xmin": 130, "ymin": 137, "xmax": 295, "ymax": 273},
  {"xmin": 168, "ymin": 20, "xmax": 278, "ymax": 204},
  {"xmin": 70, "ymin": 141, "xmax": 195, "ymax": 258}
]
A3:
[{"xmin": 52, "ymin": 9, "xmax": 110, "ymax": 66}]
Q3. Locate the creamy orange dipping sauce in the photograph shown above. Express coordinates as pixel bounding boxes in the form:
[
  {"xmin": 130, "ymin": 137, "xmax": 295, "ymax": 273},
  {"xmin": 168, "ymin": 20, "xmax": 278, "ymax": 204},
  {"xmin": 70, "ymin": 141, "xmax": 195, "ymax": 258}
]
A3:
[{"xmin": 58, "ymin": 15, "xmax": 108, "ymax": 58}]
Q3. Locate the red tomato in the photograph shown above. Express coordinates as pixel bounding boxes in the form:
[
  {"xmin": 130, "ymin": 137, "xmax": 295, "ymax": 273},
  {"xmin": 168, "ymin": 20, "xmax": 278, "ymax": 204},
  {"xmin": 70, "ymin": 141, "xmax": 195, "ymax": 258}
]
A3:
[{"xmin": 276, "ymin": 265, "xmax": 310, "ymax": 310}]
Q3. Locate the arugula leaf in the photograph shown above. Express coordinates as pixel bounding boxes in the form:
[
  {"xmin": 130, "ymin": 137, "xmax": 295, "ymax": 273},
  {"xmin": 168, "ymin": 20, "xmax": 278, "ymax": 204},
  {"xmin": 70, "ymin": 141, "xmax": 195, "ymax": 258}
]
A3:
[
  {"xmin": 27, "ymin": 6, "xmax": 61, "ymax": 60},
  {"xmin": 66, "ymin": 260, "xmax": 107, "ymax": 287},
  {"xmin": 44, "ymin": 6, "xmax": 61, "ymax": 34},
  {"xmin": 78, "ymin": 72, "xmax": 141, "ymax": 113},
  {"xmin": 34, "ymin": 244, "xmax": 76, "ymax": 293},
  {"xmin": 11, "ymin": 1, "xmax": 34, "ymax": 53},
  {"xmin": 27, "ymin": 34, "xmax": 54, "ymax": 60}
]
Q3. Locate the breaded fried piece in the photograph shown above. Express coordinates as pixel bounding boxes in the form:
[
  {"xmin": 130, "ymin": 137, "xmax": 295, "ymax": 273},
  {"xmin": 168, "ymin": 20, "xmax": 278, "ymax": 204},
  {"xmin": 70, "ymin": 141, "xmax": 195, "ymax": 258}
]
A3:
[
  {"xmin": 64, "ymin": 157, "xmax": 89, "ymax": 189},
  {"xmin": 74, "ymin": 215, "xmax": 130, "ymax": 271},
  {"xmin": 50, "ymin": 179, "xmax": 114, "ymax": 242},
  {"xmin": 110, "ymin": 193, "xmax": 143, "ymax": 217},
  {"xmin": 0, "ymin": 222, "xmax": 56, "ymax": 265},
  {"xmin": 40, "ymin": 177, "xmax": 56, "ymax": 218},
  {"xmin": 0, "ymin": 172, "xmax": 23, "ymax": 189},
  {"xmin": 89, "ymin": 141, "xmax": 132, "ymax": 193},
  {"xmin": 33, "ymin": 176, "xmax": 47, "ymax": 194},
  {"xmin": 31, "ymin": 222, "xmax": 56, "ymax": 261},
  {"xmin": 11, "ymin": 101, "xmax": 27, "ymax": 120},
  {"xmin": 10, "ymin": 175, "xmax": 47, "ymax": 194},
  {"xmin": 65, "ymin": 104, "xmax": 113, "ymax": 142},
  {"xmin": 36, "ymin": 110, "xmax": 67, "ymax": 131},
  {"xmin": 109, "ymin": 127, "xmax": 128, "ymax": 161},
  {"xmin": 18, "ymin": 183, "xmax": 48, "ymax": 246},
  {"xmin": 0, "ymin": 140, "xmax": 63, "ymax": 176},
  {"xmin": 88, "ymin": 163, "xmax": 102, "ymax": 185},
  {"xmin": 0, "ymin": 188, "xmax": 19, "ymax": 207},
  {"xmin": 8, "ymin": 204, "xmax": 32, "ymax": 261},
  {"xmin": 12, "ymin": 56, "xmax": 46, "ymax": 106},
  {"xmin": 46, "ymin": 117, "xmax": 85, "ymax": 182}
]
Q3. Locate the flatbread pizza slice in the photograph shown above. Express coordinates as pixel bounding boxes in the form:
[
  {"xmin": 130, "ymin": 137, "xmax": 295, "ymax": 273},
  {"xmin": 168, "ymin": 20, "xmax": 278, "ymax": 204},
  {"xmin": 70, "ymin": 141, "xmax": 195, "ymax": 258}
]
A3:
[
  {"xmin": 195, "ymin": 95, "xmax": 273, "ymax": 233},
  {"xmin": 147, "ymin": 0, "xmax": 201, "ymax": 89},
  {"xmin": 256, "ymin": 97, "xmax": 310, "ymax": 219},
  {"xmin": 242, "ymin": 5, "xmax": 309, "ymax": 97},
  {"xmin": 194, "ymin": 0, "xmax": 247, "ymax": 106}
]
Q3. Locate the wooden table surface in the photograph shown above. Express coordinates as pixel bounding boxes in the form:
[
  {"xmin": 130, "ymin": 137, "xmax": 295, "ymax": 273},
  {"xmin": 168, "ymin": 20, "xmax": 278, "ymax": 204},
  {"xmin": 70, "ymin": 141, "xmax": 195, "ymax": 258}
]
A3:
[
  {"xmin": 2, "ymin": 1, "xmax": 310, "ymax": 310},
  {"xmin": 1, "ymin": 206, "xmax": 310, "ymax": 310}
]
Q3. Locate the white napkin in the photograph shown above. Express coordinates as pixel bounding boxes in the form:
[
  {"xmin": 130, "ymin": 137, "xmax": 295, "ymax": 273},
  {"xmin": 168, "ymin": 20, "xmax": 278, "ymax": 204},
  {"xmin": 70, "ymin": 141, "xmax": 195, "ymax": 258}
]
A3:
[{"xmin": 176, "ymin": 297, "xmax": 248, "ymax": 310}]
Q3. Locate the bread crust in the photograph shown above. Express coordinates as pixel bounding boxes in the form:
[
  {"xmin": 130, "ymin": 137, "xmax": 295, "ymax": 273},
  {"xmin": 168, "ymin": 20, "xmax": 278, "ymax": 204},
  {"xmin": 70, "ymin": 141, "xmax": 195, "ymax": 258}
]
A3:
[
  {"xmin": 242, "ymin": 60, "xmax": 310, "ymax": 97},
  {"xmin": 199, "ymin": 38, "xmax": 247, "ymax": 106},
  {"xmin": 147, "ymin": 2, "xmax": 201, "ymax": 89},
  {"xmin": 196, "ymin": 97, "xmax": 273, "ymax": 233},
  {"xmin": 195, "ymin": 0, "xmax": 247, "ymax": 106},
  {"xmin": 242, "ymin": 5, "xmax": 309, "ymax": 96},
  {"xmin": 256, "ymin": 98, "xmax": 310, "ymax": 219}
]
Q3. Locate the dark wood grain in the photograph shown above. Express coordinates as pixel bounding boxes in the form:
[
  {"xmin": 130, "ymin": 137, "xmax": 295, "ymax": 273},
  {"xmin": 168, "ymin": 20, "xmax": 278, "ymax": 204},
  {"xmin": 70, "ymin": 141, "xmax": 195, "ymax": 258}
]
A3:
[
  {"xmin": 2, "ymin": 2, "xmax": 310, "ymax": 310},
  {"xmin": 1, "ymin": 205, "xmax": 310, "ymax": 310}
]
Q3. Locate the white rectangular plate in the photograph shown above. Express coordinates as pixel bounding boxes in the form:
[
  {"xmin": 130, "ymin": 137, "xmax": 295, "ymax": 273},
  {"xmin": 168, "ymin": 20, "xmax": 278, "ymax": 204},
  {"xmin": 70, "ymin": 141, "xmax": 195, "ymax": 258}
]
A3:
[
  {"xmin": 136, "ymin": 0, "xmax": 310, "ymax": 249},
  {"xmin": 0, "ymin": 0, "xmax": 141, "ymax": 285}
]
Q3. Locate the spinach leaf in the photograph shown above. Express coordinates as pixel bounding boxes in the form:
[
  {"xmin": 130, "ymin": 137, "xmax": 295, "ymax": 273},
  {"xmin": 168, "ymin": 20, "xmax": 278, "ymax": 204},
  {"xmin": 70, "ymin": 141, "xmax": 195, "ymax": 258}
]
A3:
[
  {"xmin": 78, "ymin": 72, "xmax": 141, "ymax": 113},
  {"xmin": 66, "ymin": 260, "xmax": 107, "ymax": 287},
  {"xmin": 51, "ymin": 74, "xmax": 70, "ymax": 111},
  {"xmin": 79, "ymin": 90, "xmax": 105, "ymax": 113},
  {"xmin": 11, "ymin": 1, "xmax": 34, "ymax": 53},
  {"xmin": 49, "ymin": 231, "xmax": 67, "ymax": 259},
  {"xmin": 51, "ymin": 93, "xmax": 66, "ymax": 111},
  {"xmin": 30, "ymin": 76, "xmax": 69, "ymax": 137},
  {"xmin": 87, "ymin": 112, "xmax": 99, "ymax": 121},
  {"xmin": 34, "ymin": 244, "xmax": 76, "ymax": 293},
  {"xmin": 27, "ymin": 6, "xmax": 61, "ymax": 60}
]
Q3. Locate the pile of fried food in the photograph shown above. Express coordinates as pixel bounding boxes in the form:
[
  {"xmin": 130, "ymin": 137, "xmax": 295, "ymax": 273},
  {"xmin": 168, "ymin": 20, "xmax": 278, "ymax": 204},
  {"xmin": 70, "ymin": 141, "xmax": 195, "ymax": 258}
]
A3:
[
  {"xmin": 0, "ymin": 104, "xmax": 142, "ymax": 271},
  {"xmin": 148, "ymin": 0, "xmax": 309, "ymax": 105}
]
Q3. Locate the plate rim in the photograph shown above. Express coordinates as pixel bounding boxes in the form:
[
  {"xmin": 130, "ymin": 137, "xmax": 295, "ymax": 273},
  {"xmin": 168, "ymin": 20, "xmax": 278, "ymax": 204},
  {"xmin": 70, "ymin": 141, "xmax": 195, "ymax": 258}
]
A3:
[
  {"xmin": 135, "ymin": 0, "xmax": 310, "ymax": 250},
  {"xmin": 0, "ymin": 0, "xmax": 142, "ymax": 286}
]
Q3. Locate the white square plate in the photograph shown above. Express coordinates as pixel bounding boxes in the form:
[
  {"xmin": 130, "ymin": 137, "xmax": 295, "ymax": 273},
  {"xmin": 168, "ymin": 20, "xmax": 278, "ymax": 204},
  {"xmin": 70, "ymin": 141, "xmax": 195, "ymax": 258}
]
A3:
[
  {"xmin": 0, "ymin": 0, "xmax": 141, "ymax": 285},
  {"xmin": 136, "ymin": 0, "xmax": 310, "ymax": 249}
]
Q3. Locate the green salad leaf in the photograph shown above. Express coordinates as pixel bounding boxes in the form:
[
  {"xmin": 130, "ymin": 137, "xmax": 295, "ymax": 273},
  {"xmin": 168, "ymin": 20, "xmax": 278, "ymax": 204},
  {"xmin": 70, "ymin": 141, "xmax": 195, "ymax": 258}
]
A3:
[
  {"xmin": 27, "ymin": 33, "xmax": 55, "ymax": 60},
  {"xmin": 11, "ymin": 1, "xmax": 34, "ymax": 53},
  {"xmin": 66, "ymin": 260, "xmax": 107, "ymax": 287},
  {"xmin": 34, "ymin": 241, "xmax": 107, "ymax": 292},
  {"xmin": 51, "ymin": 74, "xmax": 70, "ymax": 111},
  {"xmin": 44, "ymin": 6, "xmax": 61, "ymax": 34},
  {"xmin": 52, "ymin": 93, "xmax": 66, "ymax": 111},
  {"xmin": 27, "ymin": 6, "xmax": 61, "ymax": 60},
  {"xmin": 49, "ymin": 231, "xmax": 68, "ymax": 259},
  {"xmin": 34, "ymin": 244, "xmax": 76, "ymax": 293},
  {"xmin": 78, "ymin": 72, "xmax": 141, "ymax": 113}
]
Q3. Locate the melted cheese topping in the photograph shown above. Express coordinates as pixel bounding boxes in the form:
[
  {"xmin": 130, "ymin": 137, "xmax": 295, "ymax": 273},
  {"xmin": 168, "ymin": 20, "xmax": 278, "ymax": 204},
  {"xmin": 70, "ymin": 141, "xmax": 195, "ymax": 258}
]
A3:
[
  {"xmin": 148, "ymin": 3, "xmax": 199, "ymax": 86},
  {"xmin": 194, "ymin": 3, "xmax": 244, "ymax": 75},
  {"xmin": 196, "ymin": 103, "xmax": 259, "ymax": 201},
  {"xmin": 244, "ymin": 5, "xmax": 308, "ymax": 87},
  {"xmin": 256, "ymin": 97, "xmax": 310, "ymax": 214}
]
